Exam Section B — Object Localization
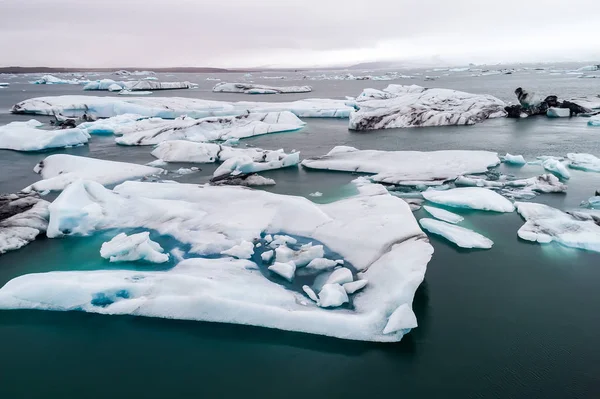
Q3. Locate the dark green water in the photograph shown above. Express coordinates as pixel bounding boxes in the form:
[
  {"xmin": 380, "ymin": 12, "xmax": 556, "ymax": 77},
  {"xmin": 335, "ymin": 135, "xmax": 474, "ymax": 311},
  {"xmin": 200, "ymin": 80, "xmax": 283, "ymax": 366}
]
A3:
[{"xmin": 1, "ymin": 69, "xmax": 600, "ymax": 398}]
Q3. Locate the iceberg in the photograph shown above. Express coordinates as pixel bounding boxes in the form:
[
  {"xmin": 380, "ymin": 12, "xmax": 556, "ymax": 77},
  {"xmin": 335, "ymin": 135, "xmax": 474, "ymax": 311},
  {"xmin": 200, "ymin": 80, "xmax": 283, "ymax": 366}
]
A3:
[
  {"xmin": 423, "ymin": 187, "xmax": 515, "ymax": 212},
  {"xmin": 547, "ymin": 108, "xmax": 571, "ymax": 118},
  {"xmin": 419, "ymin": 218, "xmax": 493, "ymax": 249},
  {"xmin": 297, "ymin": 258, "xmax": 340, "ymax": 276},
  {"xmin": 566, "ymin": 153, "xmax": 600, "ymax": 172},
  {"xmin": 118, "ymin": 90, "xmax": 152, "ymax": 96},
  {"xmin": 344, "ymin": 279, "xmax": 368, "ymax": 294},
  {"xmin": 0, "ymin": 192, "xmax": 49, "ymax": 254},
  {"xmin": 0, "ymin": 179, "xmax": 432, "ymax": 342},
  {"xmin": 100, "ymin": 232, "xmax": 169, "ymax": 263},
  {"xmin": 324, "ymin": 267, "xmax": 353, "ymax": 286},
  {"xmin": 301, "ymin": 146, "xmax": 499, "ymax": 184},
  {"xmin": 84, "ymin": 79, "xmax": 124, "ymax": 91},
  {"xmin": 0, "ymin": 119, "xmax": 89, "ymax": 151},
  {"xmin": 318, "ymin": 284, "xmax": 349, "ymax": 308},
  {"xmin": 422, "ymin": 206, "xmax": 464, "ymax": 224},
  {"xmin": 589, "ymin": 116, "xmax": 600, "ymax": 126},
  {"xmin": 268, "ymin": 262, "xmax": 296, "ymax": 282},
  {"xmin": 114, "ymin": 70, "xmax": 155, "ymax": 76},
  {"xmin": 32, "ymin": 75, "xmax": 87, "ymax": 85},
  {"xmin": 221, "ymin": 240, "xmax": 255, "ymax": 259},
  {"xmin": 213, "ymin": 82, "xmax": 312, "ymax": 94},
  {"xmin": 349, "ymin": 84, "xmax": 506, "ymax": 130},
  {"xmin": 84, "ymin": 80, "xmax": 193, "ymax": 91},
  {"xmin": 24, "ymin": 155, "xmax": 163, "ymax": 193},
  {"xmin": 516, "ymin": 202, "xmax": 600, "ymax": 252},
  {"xmin": 542, "ymin": 159, "xmax": 571, "ymax": 179},
  {"xmin": 502, "ymin": 153, "xmax": 526, "ymax": 165},
  {"xmin": 11, "ymin": 96, "xmax": 355, "ymax": 119},
  {"xmin": 212, "ymin": 152, "xmax": 300, "ymax": 179},
  {"xmin": 454, "ymin": 176, "xmax": 505, "ymax": 188},
  {"xmin": 211, "ymin": 174, "xmax": 276, "ymax": 187},
  {"xmin": 504, "ymin": 174, "xmax": 567, "ymax": 194}
]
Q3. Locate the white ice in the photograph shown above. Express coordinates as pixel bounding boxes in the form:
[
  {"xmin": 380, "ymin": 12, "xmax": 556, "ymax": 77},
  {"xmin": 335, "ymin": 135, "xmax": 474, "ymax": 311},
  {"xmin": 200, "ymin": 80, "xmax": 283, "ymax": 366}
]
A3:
[
  {"xmin": 324, "ymin": 267, "xmax": 353, "ymax": 286},
  {"xmin": 382, "ymin": 304, "xmax": 417, "ymax": 334},
  {"xmin": 84, "ymin": 80, "xmax": 193, "ymax": 91},
  {"xmin": 344, "ymin": 279, "xmax": 368, "ymax": 294},
  {"xmin": 84, "ymin": 79, "xmax": 125, "ymax": 91},
  {"xmin": 420, "ymin": 218, "xmax": 493, "ymax": 249},
  {"xmin": 32, "ymin": 75, "xmax": 87, "ymax": 85},
  {"xmin": 213, "ymin": 82, "xmax": 312, "ymax": 94},
  {"xmin": 100, "ymin": 232, "xmax": 169, "ymax": 263},
  {"xmin": 213, "ymin": 152, "xmax": 300, "ymax": 178},
  {"xmin": 423, "ymin": 187, "xmax": 515, "ymax": 212},
  {"xmin": 297, "ymin": 258, "xmax": 340, "ymax": 276},
  {"xmin": 0, "ymin": 194, "xmax": 49, "ymax": 254},
  {"xmin": 220, "ymin": 240, "xmax": 255, "ymax": 259},
  {"xmin": 261, "ymin": 250, "xmax": 274, "ymax": 263},
  {"xmin": 542, "ymin": 159, "xmax": 571, "ymax": 179},
  {"xmin": 502, "ymin": 153, "xmax": 526, "ymax": 165},
  {"xmin": 547, "ymin": 108, "xmax": 571, "ymax": 118},
  {"xmin": 302, "ymin": 146, "xmax": 499, "ymax": 184},
  {"xmin": 309, "ymin": 192, "xmax": 323, "ymax": 197},
  {"xmin": 0, "ymin": 119, "xmax": 90, "ymax": 151},
  {"xmin": 318, "ymin": 284, "xmax": 349, "ymax": 308},
  {"xmin": 423, "ymin": 206, "xmax": 464, "ymax": 224},
  {"xmin": 567, "ymin": 153, "xmax": 600, "ymax": 172},
  {"xmin": 589, "ymin": 116, "xmax": 600, "ymax": 127},
  {"xmin": 268, "ymin": 262, "xmax": 296, "ymax": 282}
]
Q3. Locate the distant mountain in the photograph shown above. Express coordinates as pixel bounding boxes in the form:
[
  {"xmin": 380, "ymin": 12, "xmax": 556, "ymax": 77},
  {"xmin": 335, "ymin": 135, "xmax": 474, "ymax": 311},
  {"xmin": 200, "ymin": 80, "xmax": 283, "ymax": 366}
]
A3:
[{"xmin": 0, "ymin": 66, "xmax": 233, "ymax": 74}]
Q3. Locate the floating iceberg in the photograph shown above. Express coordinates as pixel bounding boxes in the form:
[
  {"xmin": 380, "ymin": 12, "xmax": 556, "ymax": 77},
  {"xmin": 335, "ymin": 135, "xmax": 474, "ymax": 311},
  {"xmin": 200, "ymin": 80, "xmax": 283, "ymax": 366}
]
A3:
[
  {"xmin": 547, "ymin": 108, "xmax": 571, "ymax": 118},
  {"xmin": 422, "ymin": 187, "xmax": 515, "ymax": 212},
  {"xmin": 318, "ymin": 284, "xmax": 349, "ymax": 308},
  {"xmin": 114, "ymin": 70, "xmax": 155, "ymax": 76},
  {"xmin": 422, "ymin": 206, "xmax": 464, "ymax": 224},
  {"xmin": 100, "ymin": 232, "xmax": 169, "ymax": 263},
  {"xmin": 566, "ymin": 153, "xmax": 600, "ymax": 172},
  {"xmin": 24, "ymin": 155, "xmax": 163, "ymax": 193},
  {"xmin": 542, "ymin": 159, "xmax": 571, "ymax": 179},
  {"xmin": 419, "ymin": 218, "xmax": 493, "ymax": 249},
  {"xmin": 0, "ymin": 82, "xmax": 10, "ymax": 87},
  {"xmin": 502, "ymin": 153, "xmax": 526, "ymax": 165},
  {"xmin": 212, "ymin": 152, "xmax": 299, "ymax": 179},
  {"xmin": 221, "ymin": 240, "xmax": 255, "ymax": 259},
  {"xmin": 213, "ymin": 82, "xmax": 312, "ymax": 94},
  {"xmin": 118, "ymin": 90, "xmax": 152, "ymax": 96},
  {"xmin": 85, "ymin": 80, "xmax": 193, "ymax": 91},
  {"xmin": 210, "ymin": 174, "xmax": 276, "ymax": 187},
  {"xmin": 350, "ymin": 85, "xmax": 506, "ymax": 130},
  {"xmin": 0, "ymin": 119, "xmax": 90, "ymax": 151},
  {"xmin": 0, "ymin": 193, "xmax": 49, "ymax": 254},
  {"xmin": 589, "ymin": 116, "xmax": 600, "ymax": 126},
  {"xmin": 268, "ymin": 262, "xmax": 296, "ymax": 282},
  {"xmin": 0, "ymin": 179, "xmax": 433, "ymax": 342},
  {"xmin": 301, "ymin": 146, "xmax": 499, "ymax": 185},
  {"xmin": 84, "ymin": 79, "xmax": 124, "ymax": 91},
  {"xmin": 504, "ymin": 174, "xmax": 567, "ymax": 195},
  {"xmin": 455, "ymin": 176, "xmax": 505, "ymax": 188},
  {"xmin": 516, "ymin": 202, "xmax": 600, "ymax": 252},
  {"xmin": 11, "ymin": 96, "xmax": 355, "ymax": 119},
  {"xmin": 32, "ymin": 75, "xmax": 87, "ymax": 85}
]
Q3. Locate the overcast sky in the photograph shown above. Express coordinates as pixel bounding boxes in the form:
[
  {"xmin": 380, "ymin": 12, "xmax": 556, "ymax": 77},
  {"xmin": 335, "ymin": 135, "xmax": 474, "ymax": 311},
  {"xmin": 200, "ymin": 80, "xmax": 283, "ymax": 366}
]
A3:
[{"xmin": 1, "ymin": 0, "xmax": 599, "ymax": 68}]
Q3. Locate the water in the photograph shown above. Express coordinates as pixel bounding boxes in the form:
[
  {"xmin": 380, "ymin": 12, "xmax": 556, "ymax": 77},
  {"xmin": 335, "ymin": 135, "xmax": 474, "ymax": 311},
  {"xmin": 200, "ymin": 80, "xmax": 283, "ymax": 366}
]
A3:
[{"xmin": 1, "ymin": 67, "xmax": 600, "ymax": 398}]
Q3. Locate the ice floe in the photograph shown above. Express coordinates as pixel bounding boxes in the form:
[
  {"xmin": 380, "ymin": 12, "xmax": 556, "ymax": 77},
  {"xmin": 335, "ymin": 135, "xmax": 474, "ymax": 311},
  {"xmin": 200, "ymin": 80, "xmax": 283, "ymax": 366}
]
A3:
[
  {"xmin": 24, "ymin": 155, "xmax": 163, "ymax": 193},
  {"xmin": 423, "ymin": 206, "xmax": 464, "ymax": 224},
  {"xmin": 32, "ymin": 75, "xmax": 88, "ymax": 85},
  {"xmin": 211, "ymin": 174, "xmax": 276, "ymax": 187},
  {"xmin": 268, "ymin": 262, "xmax": 296, "ymax": 282},
  {"xmin": 84, "ymin": 80, "xmax": 193, "ymax": 91},
  {"xmin": 502, "ymin": 153, "xmax": 526, "ymax": 165},
  {"xmin": 84, "ymin": 79, "xmax": 124, "ymax": 91},
  {"xmin": 302, "ymin": 146, "xmax": 499, "ymax": 184},
  {"xmin": 221, "ymin": 240, "xmax": 255, "ymax": 259},
  {"xmin": 213, "ymin": 82, "xmax": 312, "ymax": 94},
  {"xmin": 0, "ymin": 193, "xmax": 49, "ymax": 255},
  {"xmin": 349, "ymin": 85, "xmax": 506, "ymax": 130},
  {"xmin": 420, "ymin": 218, "xmax": 493, "ymax": 249},
  {"xmin": 0, "ymin": 119, "xmax": 90, "ymax": 151},
  {"xmin": 318, "ymin": 284, "xmax": 349, "ymax": 308},
  {"xmin": 542, "ymin": 159, "xmax": 571, "ymax": 179},
  {"xmin": 566, "ymin": 153, "xmax": 600, "ymax": 172},
  {"xmin": 343, "ymin": 279, "xmax": 368, "ymax": 294},
  {"xmin": 100, "ymin": 232, "xmax": 169, "ymax": 263},
  {"xmin": 423, "ymin": 187, "xmax": 515, "ymax": 212}
]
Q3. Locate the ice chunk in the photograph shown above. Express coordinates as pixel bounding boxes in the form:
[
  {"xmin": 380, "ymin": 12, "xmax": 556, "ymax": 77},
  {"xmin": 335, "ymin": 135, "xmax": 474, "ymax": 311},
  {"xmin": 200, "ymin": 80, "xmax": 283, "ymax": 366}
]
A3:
[
  {"xmin": 383, "ymin": 304, "xmax": 417, "ymax": 334},
  {"xmin": 174, "ymin": 167, "xmax": 198, "ymax": 175},
  {"xmin": 547, "ymin": 108, "xmax": 571, "ymax": 118},
  {"xmin": 309, "ymin": 192, "xmax": 323, "ymax": 197},
  {"xmin": 275, "ymin": 243, "xmax": 324, "ymax": 267},
  {"xmin": 516, "ymin": 202, "xmax": 600, "ymax": 252},
  {"xmin": 123, "ymin": 81, "xmax": 194, "ymax": 91},
  {"xmin": 24, "ymin": 154, "xmax": 163, "ymax": 193},
  {"xmin": 423, "ymin": 206, "xmax": 464, "ymax": 224},
  {"xmin": 318, "ymin": 284, "xmax": 349, "ymax": 308},
  {"xmin": 118, "ymin": 90, "xmax": 152, "ymax": 96},
  {"xmin": 302, "ymin": 147, "xmax": 499, "ymax": 185},
  {"xmin": 32, "ymin": 75, "xmax": 87, "ymax": 85},
  {"xmin": 268, "ymin": 262, "xmax": 296, "ymax": 282},
  {"xmin": 454, "ymin": 176, "xmax": 504, "ymax": 188},
  {"xmin": 566, "ymin": 153, "xmax": 600, "ymax": 172},
  {"xmin": 0, "ymin": 192, "xmax": 49, "ymax": 254},
  {"xmin": 423, "ymin": 187, "xmax": 514, "ymax": 212},
  {"xmin": 269, "ymin": 235, "xmax": 298, "ymax": 248},
  {"xmin": 344, "ymin": 279, "xmax": 368, "ymax": 294},
  {"xmin": 108, "ymin": 83, "xmax": 123, "ymax": 92},
  {"xmin": 211, "ymin": 174, "xmax": 276, "ymax": 187},
  {"xmin": 297, "ymin": 258, "xmax": 339, "ymax": 276},
  {"xmin": 420, "ymin": 218, "xmax": 493, "ymax": 249},
  {"xmin": 504, "ymin": 174, "xmax": 567, "ymax": 193},
  {"xmin": 325, "ymin": 267, "xmax": 353, "ymax": 285},
  {"xmin": 220, "ymin": 240, "xmax": 255, "ymax": 259},
  {"xmin": 588, "ymin": 116, "xmax": 600, "ymax": 126},
  {"xmin": 213, "ymin": 82, "xmax": 312, "ymax": 94},
  {"xmin": 302, "ymin": 285, "xmax": 319, "ymax": 303},
  {"xmin": 212, "ymin": 152, "xmax": 300, "ymax": 179},
  {"xmin": 84, "ymin": 79, "xmax": 125, "ymax": 91},
  {"xmin": 0, "ymin": 119, "xmax": 89, "ymax": 151},
  {"xmin": 11, "ymin": 95, "xmax": 355, "ymax": 119},
  {"xmin": 350, "ymin": 85, "xmax": 506, "ymax": 130},
  {"xmin": 542, "ymin": 159, "xmax": 571, "ymax": 179},
  {"xmin": 100, "ymin": 232, "xmax": 169, "ymax": 263},
  {"xmin": 502, "ymin": 153, "xmax": 526, "ymax": 165},
  {"xmin": 261, "ymin": 250, "xmax": 274, "ymax": 263}
]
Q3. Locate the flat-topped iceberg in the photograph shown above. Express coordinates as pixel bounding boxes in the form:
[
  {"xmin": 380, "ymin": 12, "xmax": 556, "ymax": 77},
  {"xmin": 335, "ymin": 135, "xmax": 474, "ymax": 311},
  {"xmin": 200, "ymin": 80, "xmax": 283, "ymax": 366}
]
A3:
[
  {"xmin": 516, "ymin": 202, "xmax": 600, "ymax": 252},
  {"xmin": 0, "ymin": 119, "xmax": 90, "ymax": 151},
  {"xmin": 0, "ymin": 192, "xmax": 49, "ymax": 255},
  {"xmin": 84, "ymin": 79, "xmax": 125, "ymax": 91},
  {"xmin": 349, "ymin": 84, "xmax": 506, "ymax": 130},
  {"xmin": 589, "ymin": 116, "xmax": 600, "ymax": 126},
  {"xmin": 0, "ymin": 179, "xmax": 433, "ymax": 342},
  {"xmin": 32, "ymin": 75, "xmax": 88, "ymax": 85},
  {"xmin": 420, "ymin": 218, "xmax": 493, "ymax": 249},
  {"xmin": 11, "ymin": 96, "xmax": 355, "ymax": 119},
  {"xmin": 100, "ymin": 232, "xmax": 169, "ymax": 263},
  {"xmin": 84, "ymin": 80, "xmax": 194, "ymax": 91},
  {"xmin": 423, "ymin": 187, "xmax": 515, "ymax": 212},
  {"xmin": 423, "ymin": 206, "xmax": 464, "ymax": 224},
  {"xmin": 301, "ymin": 146, "xmax": 499, "ymax": 184},
  {"xmin": 566, "ymin": 153, "xmax": 600, "ymax": 172},
  {"xmin": 213, "ymin": 82, "xmax": 312, "ymax": 94},
  {"xmin": 24, "ymin": 154, "xmax": 163, "ymax": 193}
]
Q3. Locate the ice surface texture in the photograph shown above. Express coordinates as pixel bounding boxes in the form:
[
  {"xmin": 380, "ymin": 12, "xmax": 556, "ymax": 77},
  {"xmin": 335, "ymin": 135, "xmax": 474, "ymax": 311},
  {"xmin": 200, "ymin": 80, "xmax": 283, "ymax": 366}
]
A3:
[
  {"xmin": 0, "ymin": 193, "xmax": 49, "ymax": 255},
  {"xmin": 420, "ymin": 218, "xmax": 493, "ymax": 249},
  {"xmin": 100, "ymin": 232, "xmax": 169, "ymax": 263},
  {"xmin": 0, "ymin": 120, "xmax": 90, "ymax": 151}
]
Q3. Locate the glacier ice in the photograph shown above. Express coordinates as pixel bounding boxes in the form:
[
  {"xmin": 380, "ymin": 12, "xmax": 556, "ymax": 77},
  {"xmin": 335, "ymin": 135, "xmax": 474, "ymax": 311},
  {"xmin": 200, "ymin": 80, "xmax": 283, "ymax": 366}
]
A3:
[
  {"xmin": 118, "ymin": 90, "xmax": 153, "ymax": 96},
  {"xmin": 0, "ymin": 119, "xmax": 90, "ymax": 151},
  {"xmin": 212, "ymin": 152, "xmax": 300, "ymax": 179},
  {"xmin": 100, "ymin": 232, "xmax": 169, "ymax": 263},
  {"xmin": 268, "ymin": 262, "xmax": 296, "ymax": 282},
  {"xmin": 261, "ymin": 250, "xmax": 274, "ymax": 263},
  {"xmin": 318, "ymin": 284, "xmax": 349, "ymax": 308},
  {"xmin": 324, "ymin": 267, "xmax": 354, "ymax": 286},
  {"xmin": 0, "ymin": 179, "xmax": 432, "ymax": 342},
  {"xmin": 302, "ymin": 146, "xmax": 499, "ymax": 185},
  {"xmin": 211, "ymin": 174, "xmax": 276, "ymax": 187},
  {"xmin": 420, "ymin": 218, "xmax": 493, "ymax": 249},
  {"xmin": 0, "ymin": 192, "xmax": 49, "ymax": 255},
  {"xmin": 423, "ymin": 187, "xmax": 515, "ymax": 212},
  {"xmin": 566, "ymin": 153, "xmax": 600, "ymax": 172},
  {"xmin": 349, "ymin": 84, "xmax": 506, "ymax": 130},
  {"xmin": 213, "ymin": 82, "xmax": 312, "ymax": 94},
  {"xmin": 502, "ymin": 153, "xmax": 526, "ymax": 165},
  {"xmin": 455, "ymin": 176, "xmax": 505, "ymax": 188},
  {"xmin": 309, "ymin": 192, "xmax": 323, "ymax": 197},
  {"xmin": 24, "ymin": 154, "xmax": 163, "ymax": 193},
  {"xmin": 302, "ymin": 285, "xmax": 319, "ymax": 303},
  {"xmin": 344, "ymin": 279, "xmax": 368, "ymax": 294},
  {"xmin": 32, "ymin": 75, "xmax": 88, "ymax": 85},
  {"xmin": 423, "ymin": 206, "xmax": 464, "ymax": 224},
  {"xmin": 84, "ymin": 79, "xmax": 124, "ymax": 91},
  {"xmin": 542, "ymin": 159, "xmax": 571, "ymax": 179}
]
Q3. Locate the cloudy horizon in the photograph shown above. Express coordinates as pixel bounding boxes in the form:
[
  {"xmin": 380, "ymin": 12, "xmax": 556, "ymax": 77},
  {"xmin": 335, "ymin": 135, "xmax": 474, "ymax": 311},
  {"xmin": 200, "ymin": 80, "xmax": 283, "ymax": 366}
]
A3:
[{"xmin": 1, "ymin": 0, "xmax": 599, "ymax": 69}]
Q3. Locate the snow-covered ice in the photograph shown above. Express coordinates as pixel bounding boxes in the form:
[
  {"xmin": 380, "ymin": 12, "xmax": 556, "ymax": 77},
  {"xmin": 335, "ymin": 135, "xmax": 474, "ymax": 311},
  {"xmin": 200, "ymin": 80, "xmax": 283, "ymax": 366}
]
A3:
[
  {"xmin": 84, "ymin": 80, "xmax": 193, "ymax": 91},
  {"xmin": 297, "ymin": 258, "xmax": 340, "ymax": 275},
  {"xmin": 542, "ymin": 159, "xmax": 571, "ymax": 179},
  {"xmin": 212, "ymin": 152, "xmax": 300, "ymax": 179},
  {"xmin": 0, "ymin": 193, "xmax": 49, "ymax": 254},
  {"xmin": 382, "ymin": 304, "xmax": 417, "ymax": 334},
  {"xmin": 318, "ymin": 284, "xmax": 349, "ymax": 308},
  {"xmin": 84, "ymin": 79, "xmax": 125, "ymax": 91},
  {"xmin": 0, "ymin": 119, "xmax": 90, "ymax": 151},
  {"xmin": 423, "ymin": 187, "xmax": 515, "ymax": 212},
  {"xmin": 324, "ymin": 267, "xmax": 354, "ymax": 286},
  {"xmin": 566, "ymin": 153, "xmax": 600, "ymax": 172},
  {"xmin": 302, "ymin": 146, "xmax": 499, "ymax": 184},
  {"xmin": 420, "ymin": 218, "xmax": 493, "ymax": 249},
  {"xmin": 32, "ymin": 75, "xmax": 87, "ymax": 85},
  {"xmin": 502, "ymin": 153, "xmax": 526, "ymax": 165},
  {"xmin": 268, "ymin": 262, "xmax": 296, "ymax": 282},
  {"xmin": 349, "ymin": 84, "xmax": 506, "ymax": 130},
  {"xmin": 24, "ymin": 155, "xmax": 163, "ymax": 193},
  {"xmin": 423, "ymin": 206, "xmax": 464, "ymax": 224},
  {"xmin": 344, "ymin": 279, "xmax": 368, "ymax": 294},
  {"xmin": 221, "ymin": 240, "xmax": 255, "ymax": 259},
  {"xmin": 100, "ymin": 232, "xmax": 169, "ymax": 263},
  {"xmin": 213, "ymin": 82, "xmax": 312, "ymax": 94}
]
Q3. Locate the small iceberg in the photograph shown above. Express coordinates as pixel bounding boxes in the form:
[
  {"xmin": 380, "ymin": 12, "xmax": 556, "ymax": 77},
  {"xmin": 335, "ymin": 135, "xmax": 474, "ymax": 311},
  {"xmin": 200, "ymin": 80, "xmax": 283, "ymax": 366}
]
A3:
[
  {"xmin": 542, "ymin": 159, "xmax": 571, "ymax": 179},
  {"xmin": 32, "ymin": 75, "xmax": 88, "ymax": 85},
  {"xmin": 213, "ymin": 82, "xmax": 312, "ymax": 94},
  {"xmin": 420, "ymin": 218, "xmax": 493, "ymax": 249},
  {"xmin": 0, "ymin": 192, "xmax": 49, "ymax": 255},
  {"xmin": 423, "ymin": 187, "xmax": 515, "ymax": 212},
  {"xmin": 502, "ymin": 153, "xmax": 526, "ymax": 165},
  {"xmin": 0, "ymin": 119, "xmax": 90, "ymax": 151},
  {"xmin": 566, "ymin": 153, "xmax": 600, "ymax": 172},
  {"xmin": 423, "ymin": 206, "xmax": 464, "ymax": 224},
  {"xmin": 100, "ymin": 232, "xmax": 169, "ymax": 263}
]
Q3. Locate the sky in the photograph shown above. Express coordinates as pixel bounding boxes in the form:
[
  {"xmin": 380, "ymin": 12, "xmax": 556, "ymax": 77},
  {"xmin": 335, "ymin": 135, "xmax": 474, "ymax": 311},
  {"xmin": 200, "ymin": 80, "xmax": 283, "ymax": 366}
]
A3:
[{"xmin": 1, "ymin": 0, "xmax": 599, "ymax": 68}]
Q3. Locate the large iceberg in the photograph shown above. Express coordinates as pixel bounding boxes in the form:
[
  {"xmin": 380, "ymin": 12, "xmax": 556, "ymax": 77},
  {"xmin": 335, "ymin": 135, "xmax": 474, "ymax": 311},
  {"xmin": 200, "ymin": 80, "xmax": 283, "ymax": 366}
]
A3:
[
  {"xmin": 0, "ymin": 179, "xmax": 433, "ymax": 342},
  {"xmin": 11, "ymin": 96, "xmax": 355, "ymax": 119},
  {"xmin": 0, "ymin": 192, "xmax": 49, "ymax": 254},
  {"xmin": 100, "ymin": 232, "xmax": 169, "ymax": 263},
  {"xmin": 349, "ymin": 85, "xmax": 506, "ymax": 130},
  {"xmin": 213, "ymin": 82, "xmax": 312, "ymax": 94},
  {"xmin": 83, "ymin": 79, "xmax": 125, "ymax": 91},
  {"xmin": 516, "ymin": 202, "xmax": 600, "ymax": 252},
  {"xmin": 301, "ymin": 146, "xmax": 499, "ymax": 184},
  {"xmin": 0, "ymin": 119, "xmax": 90, "ymax": 151},
  {"xmin": 422, "ymin": 187, "xmax": 515, "ymax": 212},
  {"xmin": 24, "ymin": 155, "xmax": 163, "ymax": 193},
  {"xmin": 84, "ymin": 80, "xmax": 194, "ymax": 91},
  {"xmin": 32, "ymin": 75, "xmax": 88, "ymax": 85},
  {"xmin": 419, "ymin": 218, "xmax": 493, "ymax": 249}
]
